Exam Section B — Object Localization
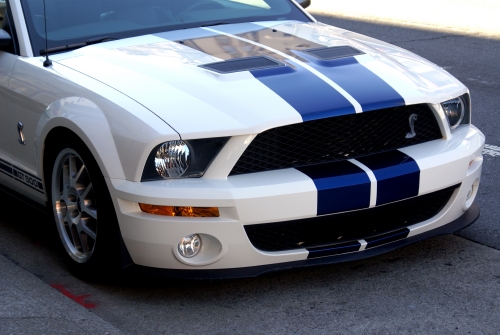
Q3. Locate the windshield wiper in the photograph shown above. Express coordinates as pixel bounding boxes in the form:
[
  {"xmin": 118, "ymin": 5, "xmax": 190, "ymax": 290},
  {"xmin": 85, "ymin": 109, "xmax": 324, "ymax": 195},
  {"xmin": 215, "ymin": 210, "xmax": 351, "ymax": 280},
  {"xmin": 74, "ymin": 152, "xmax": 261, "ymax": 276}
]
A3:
[
  {"xmin": 201, "ymin": 21, "xmax": 230, "ymax": 27},
  {"xmin": 40, "ymin": 36, "xmax": 119, "ymax": 55}
]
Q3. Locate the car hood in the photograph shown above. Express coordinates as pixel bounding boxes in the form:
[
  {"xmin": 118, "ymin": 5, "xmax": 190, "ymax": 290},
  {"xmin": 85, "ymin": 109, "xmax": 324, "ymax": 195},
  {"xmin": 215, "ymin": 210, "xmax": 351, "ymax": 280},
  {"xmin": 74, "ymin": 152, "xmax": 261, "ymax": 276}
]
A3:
[{"xmin": 55, "ymin": 21, "xmax": 467, "ymax": 139}]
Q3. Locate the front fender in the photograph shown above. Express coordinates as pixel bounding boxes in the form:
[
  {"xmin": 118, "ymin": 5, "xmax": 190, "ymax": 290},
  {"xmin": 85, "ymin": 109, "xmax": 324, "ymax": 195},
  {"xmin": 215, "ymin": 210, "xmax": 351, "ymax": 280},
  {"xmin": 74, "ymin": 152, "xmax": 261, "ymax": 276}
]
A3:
[{"xmin": 17, "ymin": 59, "xmax": 180, "ymax": 188}]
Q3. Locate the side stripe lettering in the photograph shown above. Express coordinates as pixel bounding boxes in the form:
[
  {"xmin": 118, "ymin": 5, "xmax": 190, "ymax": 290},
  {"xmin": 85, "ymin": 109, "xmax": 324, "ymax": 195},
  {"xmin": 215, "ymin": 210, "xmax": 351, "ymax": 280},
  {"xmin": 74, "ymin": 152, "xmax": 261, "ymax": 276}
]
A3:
[{"xmin": 0, "ymin": 158, "xmax": 44, "ymax": 194}]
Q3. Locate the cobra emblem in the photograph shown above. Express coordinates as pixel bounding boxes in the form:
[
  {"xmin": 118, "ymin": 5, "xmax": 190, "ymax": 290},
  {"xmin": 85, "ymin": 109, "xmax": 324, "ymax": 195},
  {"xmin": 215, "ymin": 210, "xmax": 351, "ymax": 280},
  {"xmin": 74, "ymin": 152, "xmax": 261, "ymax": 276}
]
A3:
[{"xmin": 405, "ymin": 114, "xmax": 418, "ymax": 139}]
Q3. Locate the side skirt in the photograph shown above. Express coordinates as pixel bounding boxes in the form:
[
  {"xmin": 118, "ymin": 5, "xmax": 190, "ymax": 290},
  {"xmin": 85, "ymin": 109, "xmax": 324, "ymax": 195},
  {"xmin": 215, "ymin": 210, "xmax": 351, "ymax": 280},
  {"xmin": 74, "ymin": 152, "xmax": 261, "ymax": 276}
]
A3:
[{"xmin": 0, "ymin": 183, "xmax": 49, "ymax": 215}]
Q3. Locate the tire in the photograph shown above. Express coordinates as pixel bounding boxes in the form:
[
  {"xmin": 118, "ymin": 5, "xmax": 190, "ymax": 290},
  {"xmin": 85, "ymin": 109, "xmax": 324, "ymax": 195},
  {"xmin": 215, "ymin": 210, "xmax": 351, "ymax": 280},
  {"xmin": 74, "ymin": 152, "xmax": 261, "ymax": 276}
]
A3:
[{"xmin": 47, "ymin": 138, "xmax": 121, "ymax": 277}]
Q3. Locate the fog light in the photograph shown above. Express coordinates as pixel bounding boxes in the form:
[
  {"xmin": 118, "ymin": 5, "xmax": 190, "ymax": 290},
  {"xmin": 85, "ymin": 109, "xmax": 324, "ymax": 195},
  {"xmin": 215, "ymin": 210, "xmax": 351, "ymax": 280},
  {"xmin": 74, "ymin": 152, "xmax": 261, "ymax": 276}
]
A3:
[
  {"xmin": 178, "ymin": 234, "xmax": 201, "ymax": 258},
  {"xmin": 139, "ymin": 204, "xmax": 219, "ymax": 217}
]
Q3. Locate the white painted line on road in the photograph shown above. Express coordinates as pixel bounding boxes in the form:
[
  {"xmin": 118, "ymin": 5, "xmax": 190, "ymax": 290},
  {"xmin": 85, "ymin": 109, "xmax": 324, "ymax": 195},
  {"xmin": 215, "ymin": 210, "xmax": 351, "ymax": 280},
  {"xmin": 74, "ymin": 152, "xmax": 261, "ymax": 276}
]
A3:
[{"xmin": 483, "ymin": 144, "xmax": 500, "ymax": 157}]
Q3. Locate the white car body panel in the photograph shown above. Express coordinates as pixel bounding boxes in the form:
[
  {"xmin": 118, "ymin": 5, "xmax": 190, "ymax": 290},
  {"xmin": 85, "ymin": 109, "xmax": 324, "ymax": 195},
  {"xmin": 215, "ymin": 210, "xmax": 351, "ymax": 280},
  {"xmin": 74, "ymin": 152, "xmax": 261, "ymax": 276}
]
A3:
[{"xmin": 0, "ymin": 0, "xmax": 485, "ymax": 276}]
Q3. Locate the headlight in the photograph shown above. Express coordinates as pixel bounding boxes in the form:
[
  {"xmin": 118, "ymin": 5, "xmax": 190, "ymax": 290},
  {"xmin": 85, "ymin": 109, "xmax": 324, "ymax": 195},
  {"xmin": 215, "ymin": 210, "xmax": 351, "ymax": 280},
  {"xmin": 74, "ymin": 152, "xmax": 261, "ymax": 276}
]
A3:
[
  {"xmin": 441, "ymin": 93, "xmax": 470, "ymax": 131},
  {"xmin": 142, "ymin": 137, "xmax": 230, "ymax": 181},
  {"xmin": 155, "ymin": 141, "xmax": 190, "ymax": 178}
]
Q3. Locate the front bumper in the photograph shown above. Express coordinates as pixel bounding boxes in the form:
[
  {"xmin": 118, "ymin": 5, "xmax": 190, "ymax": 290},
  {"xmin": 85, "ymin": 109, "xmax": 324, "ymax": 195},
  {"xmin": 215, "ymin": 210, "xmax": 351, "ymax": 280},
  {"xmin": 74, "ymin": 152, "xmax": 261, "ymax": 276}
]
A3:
[
  {"xmin": 108, "ymin": 125, "xmax": 484, "ymax": 274},
  {"xmin": 127, "ymin": 202, "xmax": 480, "ymax": 279}
]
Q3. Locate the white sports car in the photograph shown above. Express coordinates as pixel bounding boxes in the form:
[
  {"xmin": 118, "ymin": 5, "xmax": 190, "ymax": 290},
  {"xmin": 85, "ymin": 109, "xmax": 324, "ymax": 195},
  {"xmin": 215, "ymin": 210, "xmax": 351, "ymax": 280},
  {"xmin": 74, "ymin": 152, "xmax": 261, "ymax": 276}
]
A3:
[{"xmin": 0, "ymin": 0, "xmax": 484, "ymax": 278}]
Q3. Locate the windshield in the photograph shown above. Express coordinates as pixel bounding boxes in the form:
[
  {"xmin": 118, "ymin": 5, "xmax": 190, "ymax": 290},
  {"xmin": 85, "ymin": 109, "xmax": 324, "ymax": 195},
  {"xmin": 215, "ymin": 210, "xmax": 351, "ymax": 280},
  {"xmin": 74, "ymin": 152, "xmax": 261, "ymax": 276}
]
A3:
[{"xmin": 20, "ymin": 0, "xmax": 310, "ymax": 56}]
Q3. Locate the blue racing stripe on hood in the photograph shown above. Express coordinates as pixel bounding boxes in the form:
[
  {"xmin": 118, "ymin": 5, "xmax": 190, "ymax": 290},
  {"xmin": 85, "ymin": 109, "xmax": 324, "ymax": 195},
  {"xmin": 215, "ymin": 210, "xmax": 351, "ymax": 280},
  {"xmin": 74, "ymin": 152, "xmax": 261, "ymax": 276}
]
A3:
[
  {"xmin": 356, "ymin": 151, "xmax": 420, "ymax": 206},
  {"xmin": 297, "ymin": 161, "xmax": 371, "ymax": 215},
  {"xmin": 296, "ymin": 52, "xmax": 406, "ymax": 112},
  {"xmin": 251, "ymin": 65, "xmax": 355, "ymax": 121},
  {"xmin": 215, "ymin": 23, "xmax": 406, "ymax": 112},
  {"xmin": 170, "ymin": 30, "xmax": 357, "ymax": 121}
]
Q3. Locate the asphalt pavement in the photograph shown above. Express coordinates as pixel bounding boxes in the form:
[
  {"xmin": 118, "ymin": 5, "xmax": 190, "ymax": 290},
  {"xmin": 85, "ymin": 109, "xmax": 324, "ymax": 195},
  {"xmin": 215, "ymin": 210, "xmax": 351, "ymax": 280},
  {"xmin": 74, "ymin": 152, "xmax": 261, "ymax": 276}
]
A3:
[{"xmin": 1, "ymin": 1, "xmax": 499, "ymax": 334}]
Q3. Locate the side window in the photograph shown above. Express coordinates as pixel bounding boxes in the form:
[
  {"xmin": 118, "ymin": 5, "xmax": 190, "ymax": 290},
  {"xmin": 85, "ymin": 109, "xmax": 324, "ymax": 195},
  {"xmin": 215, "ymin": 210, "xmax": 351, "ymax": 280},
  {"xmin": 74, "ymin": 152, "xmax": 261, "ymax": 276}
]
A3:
[
  {"xmin": 0, "ymin": 1, "xmax": 20, "ymax": 55},
  {"xmin": 0, "ymin": 1, "xmax": 6, "ymax": 20}
]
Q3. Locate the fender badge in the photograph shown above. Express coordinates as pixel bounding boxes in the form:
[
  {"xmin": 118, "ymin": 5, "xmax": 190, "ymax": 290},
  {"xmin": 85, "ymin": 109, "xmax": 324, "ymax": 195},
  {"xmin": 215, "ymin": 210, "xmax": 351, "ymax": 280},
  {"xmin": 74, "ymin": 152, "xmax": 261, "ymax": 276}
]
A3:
[{"xmin": 18, "ymin": 122, "xmax": 26, "ymax": 145}]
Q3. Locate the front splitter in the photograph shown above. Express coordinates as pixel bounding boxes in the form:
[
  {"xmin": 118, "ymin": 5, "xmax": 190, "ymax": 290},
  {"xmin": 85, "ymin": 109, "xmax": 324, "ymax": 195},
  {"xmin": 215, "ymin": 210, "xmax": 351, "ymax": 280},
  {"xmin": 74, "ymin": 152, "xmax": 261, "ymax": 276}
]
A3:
[{"xmin": 123, "ymin": 202, "xmax": 480, "ymax": 279}]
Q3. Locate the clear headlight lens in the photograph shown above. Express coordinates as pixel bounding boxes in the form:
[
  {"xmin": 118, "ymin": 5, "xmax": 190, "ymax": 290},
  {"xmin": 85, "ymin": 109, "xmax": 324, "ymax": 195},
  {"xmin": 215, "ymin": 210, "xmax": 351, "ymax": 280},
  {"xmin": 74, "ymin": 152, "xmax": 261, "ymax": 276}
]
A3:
[
  {"xmin": 155, "ymin": 141, "xmax": 190, "ymax": 178},
  {"xmin": 178, "ymin": 234, "xmax": 202, "ymax": 258},
  {"xmin": 142, "ymin": 137, "xmax": 230, "ymax": 181},
  {"xmin": 441, "ymin": 94, "xmax": 470, "ymax": 131}
]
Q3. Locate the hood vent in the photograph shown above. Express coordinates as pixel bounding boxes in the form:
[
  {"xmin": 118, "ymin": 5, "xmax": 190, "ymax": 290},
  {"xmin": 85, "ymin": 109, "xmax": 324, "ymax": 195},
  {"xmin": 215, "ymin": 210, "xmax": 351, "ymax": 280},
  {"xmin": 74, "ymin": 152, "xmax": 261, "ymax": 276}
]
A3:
[
  {"xmin": 303, "ymin": 46, "xmax": 364, "ymax": 60},
  {"xmin": 200, "ymin": 56, "xmax": 285, "ymax": 74}
]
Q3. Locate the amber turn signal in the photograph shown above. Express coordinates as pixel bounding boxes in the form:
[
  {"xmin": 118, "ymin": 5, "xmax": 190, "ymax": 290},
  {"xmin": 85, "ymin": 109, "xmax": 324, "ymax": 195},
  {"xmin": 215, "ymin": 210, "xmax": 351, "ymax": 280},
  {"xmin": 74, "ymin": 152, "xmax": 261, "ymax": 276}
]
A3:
[{"xmin": 139, "ymin": 204, "xmax": 220, "ymax": 217}]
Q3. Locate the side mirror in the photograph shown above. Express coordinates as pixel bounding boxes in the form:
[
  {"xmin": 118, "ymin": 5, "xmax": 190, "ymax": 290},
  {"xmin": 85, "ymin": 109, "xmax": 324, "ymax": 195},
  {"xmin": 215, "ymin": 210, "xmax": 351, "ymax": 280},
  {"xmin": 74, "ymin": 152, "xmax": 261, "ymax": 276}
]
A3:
[
  {"xmin": 297, "ymin": 0, "xmax": 311, "ymax": 9},
  {"xmin": 0, "ymin": 29, "xmax": 11, "ymax": 47}
]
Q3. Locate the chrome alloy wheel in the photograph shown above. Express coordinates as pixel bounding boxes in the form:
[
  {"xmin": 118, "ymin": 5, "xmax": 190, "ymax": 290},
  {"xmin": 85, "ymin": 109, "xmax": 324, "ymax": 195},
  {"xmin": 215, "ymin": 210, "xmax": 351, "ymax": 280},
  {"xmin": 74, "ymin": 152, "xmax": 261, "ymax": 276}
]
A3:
[{"xmin": 51, "ymin": 148, "xmax": 98, "ymax": 263}]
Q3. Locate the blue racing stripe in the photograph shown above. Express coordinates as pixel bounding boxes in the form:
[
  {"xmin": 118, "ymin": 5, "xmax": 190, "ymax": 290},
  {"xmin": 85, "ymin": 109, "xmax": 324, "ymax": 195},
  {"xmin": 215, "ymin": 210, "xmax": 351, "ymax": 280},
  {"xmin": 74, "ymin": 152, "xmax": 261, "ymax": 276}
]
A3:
[
  {"xmin": 221, "ymin": 24, "xmax": 406, "ymax": 112},
  {"xmin": 356, "ymin": 151, "xmax": 420, "ymax": 206},
  {"xmin": 297, "ymin": 161, "xmax": 371, "ymax": 215},
  {"xmin": 167, "ymin": 28, "xmax": 358, "ymax": 121},
  {"xmin": 295, "ymin": 51, "xmax": 406, "ymax": 112},
  {"xmin": 251, "ymin": 65, "xmax": 355, "ymax": 121}
]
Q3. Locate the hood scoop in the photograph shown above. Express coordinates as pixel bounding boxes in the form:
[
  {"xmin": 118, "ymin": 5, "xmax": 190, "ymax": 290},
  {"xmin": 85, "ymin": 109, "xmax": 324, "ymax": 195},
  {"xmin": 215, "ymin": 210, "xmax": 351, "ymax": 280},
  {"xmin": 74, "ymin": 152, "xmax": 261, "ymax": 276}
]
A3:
[
  {"xmin": 199, "ymin": 56, "xmax": 285, "ymax": 74},
  {"xmin": 303, "ymin": 46, "xmax": 364, "ymax": 60}
]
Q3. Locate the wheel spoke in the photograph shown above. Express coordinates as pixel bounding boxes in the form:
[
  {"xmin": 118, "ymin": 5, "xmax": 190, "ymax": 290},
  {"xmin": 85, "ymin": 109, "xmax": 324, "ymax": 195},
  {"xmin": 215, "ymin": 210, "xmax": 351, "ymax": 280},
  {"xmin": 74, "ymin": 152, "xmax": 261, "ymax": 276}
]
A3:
[
  {"xmin": 81, "ymin": 183, "xmax": 93, "ymax": 200},
  {"xmin": 75, "ymin": 216, "xmax": 95, "ymax": 253},
  {"xmin": 62, "ymin": 159, "xmax": 70, "ymax": 190},
  {"xmin": 69, "ymin": 222, "xmax": 83, "ymax": 252},
  {"xmin": 69, "ymin": 155, "xmax": 78, "ymax": 188},
  {"xmin": 73, "ymin": 214, "xmax": 92, "ymax": 254},
  {"xmin": 80, "ymin": 223, "xmax": 97, "ymax": 241},
  {"xmin": 74, "ymin": 165, "xmax": 87, "ymax": 191},
  {"xmin": 82, "ymin": 206, "xmax": 97, "ymax": 220}
]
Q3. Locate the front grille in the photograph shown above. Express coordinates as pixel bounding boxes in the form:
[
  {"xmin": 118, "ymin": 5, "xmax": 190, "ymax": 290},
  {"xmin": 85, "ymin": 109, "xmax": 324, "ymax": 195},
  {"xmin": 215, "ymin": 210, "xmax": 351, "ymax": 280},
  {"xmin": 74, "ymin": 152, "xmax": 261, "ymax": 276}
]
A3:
[
  {"xmin": 230, "ymin": 104, "xmax": 442, "ymax": 176},
  {"xmin": 244, "ymin": 185, "xmax": 458, "ymax": 252}
]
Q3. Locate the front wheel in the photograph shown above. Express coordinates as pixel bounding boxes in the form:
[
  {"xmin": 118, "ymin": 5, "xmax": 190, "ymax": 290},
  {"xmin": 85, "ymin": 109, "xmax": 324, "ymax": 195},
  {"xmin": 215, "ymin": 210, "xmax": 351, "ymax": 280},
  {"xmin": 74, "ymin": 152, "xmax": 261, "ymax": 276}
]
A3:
[
  {"xmin": 52, "ymin": 148, "xmax": 98, "ymax": 263},
  {"xmin": 48, "ymin": 139, "xmax": 121, "ymax": 275}
]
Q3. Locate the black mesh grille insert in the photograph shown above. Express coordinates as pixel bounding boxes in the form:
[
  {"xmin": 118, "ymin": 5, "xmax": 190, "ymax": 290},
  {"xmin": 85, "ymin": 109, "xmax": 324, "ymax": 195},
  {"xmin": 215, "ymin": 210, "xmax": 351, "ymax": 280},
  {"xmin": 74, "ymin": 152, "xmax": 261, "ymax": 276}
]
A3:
[
  {"xmin": 230, "ymin": 104, "xmax": 442, "ymax": 176},
  {"xmin": 244, "ymin": 185, "xmax": 459, "ymax": 252},
  {"xmin": 199, "ymin": 56, "xmax": 284, "ymax": 73},
  {"xmin": 304, "ymin": 46, "xmax": 364, "ymax": 60}
]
